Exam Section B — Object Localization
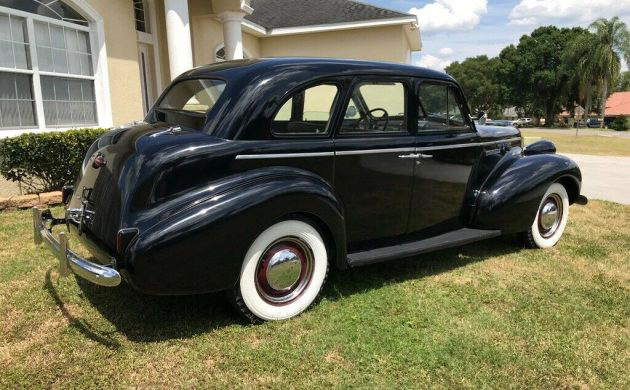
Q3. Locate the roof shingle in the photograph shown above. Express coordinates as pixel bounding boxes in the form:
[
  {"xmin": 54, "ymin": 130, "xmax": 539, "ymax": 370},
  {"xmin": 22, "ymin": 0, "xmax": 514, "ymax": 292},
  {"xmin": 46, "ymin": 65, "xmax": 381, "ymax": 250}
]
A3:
[
  {"xmin": 606, "ymin": 92, "xmax": 630, "ymax": 117},
  {"xmin": 245, "ymin": 0, "xmax": 411, "ymax": 30}
]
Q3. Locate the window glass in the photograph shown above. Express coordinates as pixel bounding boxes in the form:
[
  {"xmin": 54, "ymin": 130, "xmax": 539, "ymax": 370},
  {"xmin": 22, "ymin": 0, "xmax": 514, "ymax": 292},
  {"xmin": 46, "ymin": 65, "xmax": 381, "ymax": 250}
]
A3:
[
  {"xmin": 134, "ymin": 0, "xmax": 150, "ymax": 33},
  {"xmin": 41, "ymin": 76, "xmax": 97, "ymax": 126},
  {"xmin": 271, "ymin": 84, "xmax": 339, "ymax": 136},
  {"xmin": 448, "ymin": 86, "xmax": 469, "ymax": 129},
  {"xmin": 158, "ymin": 79, "xmax": 226, "ymax": 114},
  {"xmin": 418, "ymin": 83, "xmax": 447, "ymax": 131},
  {"xmin": 0, "ymin": 13, "xmax": 30, "ymax": 70},
  {"xmin": 0, "ymin": 0, "xmax": 89, "ymax": 26},
  {"xmin": 0, "ymin": 72, "xmax": 36, "ymax": 128},
  {"xmin": 34, "ymin": 21, "xmax": 92, "ymax": 76},
  {"xmin": 340, "ymin": 81, "xmax": 407, "ymax": 134}
]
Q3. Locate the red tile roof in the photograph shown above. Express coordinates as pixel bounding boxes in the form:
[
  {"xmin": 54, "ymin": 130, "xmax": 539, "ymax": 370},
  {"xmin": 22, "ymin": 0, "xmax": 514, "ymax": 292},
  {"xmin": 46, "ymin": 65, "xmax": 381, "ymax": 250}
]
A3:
[{"xmin": 606, "ymin": 92, "xmax": 630, "ymax": 117}]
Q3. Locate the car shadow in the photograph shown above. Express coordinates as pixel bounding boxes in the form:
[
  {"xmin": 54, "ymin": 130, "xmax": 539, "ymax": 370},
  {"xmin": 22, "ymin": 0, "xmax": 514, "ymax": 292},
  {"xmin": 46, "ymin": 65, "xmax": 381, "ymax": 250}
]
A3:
[{"xmin": 44, "ymin": 235, "xmax": 522, "ymax": 346}]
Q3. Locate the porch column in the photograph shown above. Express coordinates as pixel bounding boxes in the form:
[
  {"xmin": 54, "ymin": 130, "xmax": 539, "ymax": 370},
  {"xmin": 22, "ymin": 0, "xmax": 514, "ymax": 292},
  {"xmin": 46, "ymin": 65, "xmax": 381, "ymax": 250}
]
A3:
[
  {"xmin": 218, "ymin": 11, "xmax": 245, "ymax": 60},
  {"xmin": 164, "ymin": 0, "xmax": 193, "ymax": 80}
]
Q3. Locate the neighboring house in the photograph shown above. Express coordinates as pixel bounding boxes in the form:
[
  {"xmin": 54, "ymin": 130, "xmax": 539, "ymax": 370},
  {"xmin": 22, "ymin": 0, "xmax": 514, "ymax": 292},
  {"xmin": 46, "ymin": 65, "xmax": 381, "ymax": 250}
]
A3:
[
  {"xmin": 604, "ymin": 91, "xmax": 630, "ymax": 126},
  {"xmin": 0, "ymin": 0, "xmax": 421, "ymax": 137}
]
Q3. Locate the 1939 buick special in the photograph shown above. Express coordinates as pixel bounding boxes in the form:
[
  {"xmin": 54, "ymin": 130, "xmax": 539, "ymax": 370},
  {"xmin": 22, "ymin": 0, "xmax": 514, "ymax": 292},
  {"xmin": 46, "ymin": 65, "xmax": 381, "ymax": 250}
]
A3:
[{"xmin": 33, "ymin": 58, "xmax": 586, "ymax": 322}]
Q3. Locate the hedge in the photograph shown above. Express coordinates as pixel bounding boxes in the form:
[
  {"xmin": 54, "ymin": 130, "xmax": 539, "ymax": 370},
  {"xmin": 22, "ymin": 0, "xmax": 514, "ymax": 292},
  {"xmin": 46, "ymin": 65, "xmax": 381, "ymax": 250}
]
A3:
[
  {"xmin": 609, "ymin": 116, "xmax": 629, "ymax": 131},
  {"xmin": 0, "ymin": 128, "xmax": 108, "ymax": 193}
]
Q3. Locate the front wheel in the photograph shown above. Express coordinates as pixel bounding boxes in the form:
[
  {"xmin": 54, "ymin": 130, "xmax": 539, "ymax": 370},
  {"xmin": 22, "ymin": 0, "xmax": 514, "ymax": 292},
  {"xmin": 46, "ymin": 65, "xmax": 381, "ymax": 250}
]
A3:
[
  {"xmin": 229, "ymin": 219, "xmax": 329, "ymax": 323},
  {"xmin": 521, "ymin": 183, "xmax": 570, "ymax": 248}
]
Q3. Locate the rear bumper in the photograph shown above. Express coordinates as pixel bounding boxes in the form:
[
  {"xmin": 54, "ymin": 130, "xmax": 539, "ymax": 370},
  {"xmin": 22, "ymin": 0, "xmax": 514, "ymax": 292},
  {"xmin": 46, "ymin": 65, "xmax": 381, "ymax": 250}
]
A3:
[{"xmin": 32, "ymin": 207, "xmax": 121, "ymax": 287}]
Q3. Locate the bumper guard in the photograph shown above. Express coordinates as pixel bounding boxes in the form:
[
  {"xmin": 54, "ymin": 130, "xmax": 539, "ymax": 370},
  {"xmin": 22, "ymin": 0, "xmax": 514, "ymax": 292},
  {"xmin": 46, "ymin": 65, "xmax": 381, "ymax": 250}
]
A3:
[{"xmin": 33, "ymin": 207, "xmax": 121, "ymax": 287}]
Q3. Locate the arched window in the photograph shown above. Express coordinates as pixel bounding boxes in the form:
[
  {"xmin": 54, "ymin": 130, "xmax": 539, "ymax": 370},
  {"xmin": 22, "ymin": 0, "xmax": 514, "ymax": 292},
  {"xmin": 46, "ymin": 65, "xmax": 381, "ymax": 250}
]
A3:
[
  {"xmin": 214, "ymin": 43, "xmax": 250, "ymax": 63},
  {"xmin": 0, "ymin": 0, "xmax": 98, "ymax": 130}
]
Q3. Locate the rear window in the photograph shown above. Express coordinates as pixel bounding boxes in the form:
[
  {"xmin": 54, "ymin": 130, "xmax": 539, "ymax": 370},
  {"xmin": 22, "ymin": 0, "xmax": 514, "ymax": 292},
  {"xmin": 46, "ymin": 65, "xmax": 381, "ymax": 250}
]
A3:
[{"xmin": 158, "ymin": 79, "xmax": 226, "ymax": 114}]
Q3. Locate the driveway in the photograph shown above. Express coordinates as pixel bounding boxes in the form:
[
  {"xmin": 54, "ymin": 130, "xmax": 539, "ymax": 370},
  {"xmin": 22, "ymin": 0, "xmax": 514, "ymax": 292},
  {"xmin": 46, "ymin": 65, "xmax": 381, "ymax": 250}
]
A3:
[{"xmin": 564, "ymin": 153, "xmax": 630, "ymax": 205}]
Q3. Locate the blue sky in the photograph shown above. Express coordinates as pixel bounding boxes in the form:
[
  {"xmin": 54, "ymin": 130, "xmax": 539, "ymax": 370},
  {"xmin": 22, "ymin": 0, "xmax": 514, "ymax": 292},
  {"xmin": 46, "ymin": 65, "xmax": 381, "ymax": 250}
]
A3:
[{"xmin": 361, "ymin": 0, "xmax": 630, "ymax": 71}]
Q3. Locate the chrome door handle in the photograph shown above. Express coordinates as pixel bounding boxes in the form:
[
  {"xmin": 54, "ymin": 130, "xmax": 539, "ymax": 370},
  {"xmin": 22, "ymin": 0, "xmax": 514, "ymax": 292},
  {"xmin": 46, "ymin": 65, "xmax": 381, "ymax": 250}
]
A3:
[
  {"xmin": 419, "ymin": 153, "xmax": 433, "ymax": 159},
  {"xmin": 398, "ymin": 153, "xmax": 420, "ymax": 159}
]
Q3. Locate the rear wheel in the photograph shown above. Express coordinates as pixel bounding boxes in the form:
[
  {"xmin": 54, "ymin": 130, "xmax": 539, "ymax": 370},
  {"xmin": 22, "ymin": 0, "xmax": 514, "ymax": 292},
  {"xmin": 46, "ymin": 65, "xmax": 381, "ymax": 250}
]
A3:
[
  {"xmin": 229, "ymin": 220, "xmax": 329, "ymax": 323},
  {"xmin": 521, "ymin": 183, "xmax": 569, "ymax": 248}
]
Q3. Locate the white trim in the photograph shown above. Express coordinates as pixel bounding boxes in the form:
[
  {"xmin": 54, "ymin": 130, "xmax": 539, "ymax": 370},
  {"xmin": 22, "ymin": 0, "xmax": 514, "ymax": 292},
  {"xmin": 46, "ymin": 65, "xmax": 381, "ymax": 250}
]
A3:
[
  {"xmin": 136, "ymin": 30, "xmax": 153, "ymax": 44},
  {"xmin": 241, "ymin": 19, "xmax": 266, "ymax": 36},
  {"xmin": 148, "ymin": 0, "xmax": 163, "ymax": 93},
  {"xmin": 265, "ymin": 16, "xmax": 418, "ymax": 36},
  {"xmin": 26, "ymin": 18, "xmax": 46, "ymax": 131}
]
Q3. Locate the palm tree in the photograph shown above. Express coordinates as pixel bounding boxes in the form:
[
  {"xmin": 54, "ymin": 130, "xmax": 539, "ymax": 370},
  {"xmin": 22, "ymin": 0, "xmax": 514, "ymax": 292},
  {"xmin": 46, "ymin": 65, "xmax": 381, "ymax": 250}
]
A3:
[
  {"xmin": 589, "ymin": 17, "xmax": 630, "ymax": 127},
  {"xmin": 564, "ymin": 32, "xmax": 600, "ymax": 127}
]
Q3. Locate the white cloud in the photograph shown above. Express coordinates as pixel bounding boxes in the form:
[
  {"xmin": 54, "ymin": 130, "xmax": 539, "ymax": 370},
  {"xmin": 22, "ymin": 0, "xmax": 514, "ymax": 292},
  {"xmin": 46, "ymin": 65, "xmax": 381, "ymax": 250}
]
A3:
[
  {"xmin": 409, "ymin": 0, "xmax": 488, "ymax": 33},
  {"xmin": 439, "ymin": 47, "xmax": 455, "ymax": 56},
  {"xmin": 415, "ymin": 54, "xmax": 452, "ymax": 71},
  {"xmin": 510, "ymin": 0, "xmax": 630, "ymax": 26}
]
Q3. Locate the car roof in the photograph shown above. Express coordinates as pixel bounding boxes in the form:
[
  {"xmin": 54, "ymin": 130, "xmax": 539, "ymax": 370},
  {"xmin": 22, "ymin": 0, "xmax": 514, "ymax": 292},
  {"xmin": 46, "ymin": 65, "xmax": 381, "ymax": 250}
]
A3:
[{"xmin": 180, "ymin": 57, "xmax": 455, "ymax": 82}]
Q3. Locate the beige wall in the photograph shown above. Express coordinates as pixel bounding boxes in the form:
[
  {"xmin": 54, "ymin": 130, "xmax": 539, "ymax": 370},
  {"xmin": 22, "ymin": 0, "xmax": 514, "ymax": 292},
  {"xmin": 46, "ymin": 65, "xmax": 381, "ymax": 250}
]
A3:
[
  {"xmin": 88, "ymin": 0, "xmax": 144, "ymax": 125},
  {"xmin": 260, "ymin": 25, "xmax": 410, "ymax": 63}
]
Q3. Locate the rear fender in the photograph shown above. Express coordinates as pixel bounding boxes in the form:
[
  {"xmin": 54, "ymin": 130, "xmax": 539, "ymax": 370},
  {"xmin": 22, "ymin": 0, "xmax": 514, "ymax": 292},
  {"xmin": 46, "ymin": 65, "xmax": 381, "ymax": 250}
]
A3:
[
  {"xmin": 124, "ymin": 168, "xmax": 345, "ymax": 295},
  {"xmin": 472, "ymin": 150, "xmax": 581, "ymax": 233}
]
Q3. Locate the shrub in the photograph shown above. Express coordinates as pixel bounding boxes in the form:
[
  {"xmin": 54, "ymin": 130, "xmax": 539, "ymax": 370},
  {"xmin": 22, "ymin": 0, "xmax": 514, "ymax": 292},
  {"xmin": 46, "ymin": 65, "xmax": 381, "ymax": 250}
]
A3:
[
  {"xmin": 609, "ymin": 116, "xmax": 630, "ymax": 131},
  {"xmin": 0, "ymin": 128, "xmax": 108, "ymax": 193}
]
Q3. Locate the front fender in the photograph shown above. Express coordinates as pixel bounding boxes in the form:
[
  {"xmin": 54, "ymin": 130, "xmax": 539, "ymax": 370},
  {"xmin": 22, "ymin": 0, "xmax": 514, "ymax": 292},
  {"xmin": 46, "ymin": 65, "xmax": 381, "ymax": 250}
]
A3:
[
  {"xmin": 472, "ymin": 150, "xmax": 581, "ymax": 233},
  {"xmin": 123, "ymin": 168, "xmax": 345, "ymax": 295}
]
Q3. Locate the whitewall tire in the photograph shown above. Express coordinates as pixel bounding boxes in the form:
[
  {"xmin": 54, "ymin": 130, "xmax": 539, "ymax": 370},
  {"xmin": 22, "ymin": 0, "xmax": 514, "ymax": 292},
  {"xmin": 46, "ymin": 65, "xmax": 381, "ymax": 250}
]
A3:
[
  {"xmin": 230, "ymin": 220, "xmax": 329, "ymax": 323},
  {"xmin": 522, "ymin": 183, "xmax": 570, "ymax": 249}
]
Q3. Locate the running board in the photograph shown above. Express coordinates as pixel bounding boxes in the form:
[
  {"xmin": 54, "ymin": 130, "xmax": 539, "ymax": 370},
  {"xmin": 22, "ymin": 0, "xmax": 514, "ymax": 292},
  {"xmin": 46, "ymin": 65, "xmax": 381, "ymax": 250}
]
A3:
[{"xmin": 347, "ymin": 228, "xmax": 502, "ymax": 268}]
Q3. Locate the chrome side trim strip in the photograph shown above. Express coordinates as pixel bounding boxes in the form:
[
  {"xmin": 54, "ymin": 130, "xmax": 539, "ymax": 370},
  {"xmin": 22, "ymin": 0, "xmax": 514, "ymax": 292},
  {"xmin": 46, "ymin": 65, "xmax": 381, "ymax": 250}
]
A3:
[
  {"xmin": 235, "ymin": 151, "xmax": 335, "ymax": 160},
  {"xmin": 234, "ymin": 138, "xmax": 521, "ymax": 159},
  {"xmin": 336, "ymin": 147, "xmax": 416, "ymax": 156}
]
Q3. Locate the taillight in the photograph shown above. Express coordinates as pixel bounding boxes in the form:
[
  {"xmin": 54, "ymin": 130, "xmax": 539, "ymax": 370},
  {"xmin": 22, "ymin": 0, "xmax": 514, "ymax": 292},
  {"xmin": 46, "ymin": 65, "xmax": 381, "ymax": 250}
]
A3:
[{"xmin": 116, "ymin": 228, "xmax": 138, "ymax": 254}]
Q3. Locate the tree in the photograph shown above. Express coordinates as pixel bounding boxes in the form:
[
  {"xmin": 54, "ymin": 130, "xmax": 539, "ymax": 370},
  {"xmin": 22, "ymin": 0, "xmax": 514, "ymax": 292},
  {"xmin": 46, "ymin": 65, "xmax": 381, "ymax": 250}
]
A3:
[
  {"xmin": 498, "ymin": 26, "xmax": 589, "ymax": 126},
  {"xmin": 615, "ymin": 71, "xmax": 630, "ymax": 92},
  {"xmin": 445, "ymin": 55, "xmax": 503, "ymax": 117},
  {"xmin": 564, "ymin": 31, "xmax": 600, "ymax": 122},
  {"xmin": 589, "ymin": 17, "xmax": 630, "ymax": 126}
]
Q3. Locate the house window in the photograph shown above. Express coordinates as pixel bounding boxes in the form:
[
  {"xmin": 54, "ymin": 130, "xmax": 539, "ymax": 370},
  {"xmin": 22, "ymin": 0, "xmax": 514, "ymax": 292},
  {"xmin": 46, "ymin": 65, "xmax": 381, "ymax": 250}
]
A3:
[
  {"xmin": 214, "ymin": 44, "xmax": 249, "ymax": 63},
  {"xmin": 133, "ymin": 0, "xmax": 150, "ymax": 33},
  {"xmin": 0, "ymin": 1, "xmax": 98, "ymax": 130}
]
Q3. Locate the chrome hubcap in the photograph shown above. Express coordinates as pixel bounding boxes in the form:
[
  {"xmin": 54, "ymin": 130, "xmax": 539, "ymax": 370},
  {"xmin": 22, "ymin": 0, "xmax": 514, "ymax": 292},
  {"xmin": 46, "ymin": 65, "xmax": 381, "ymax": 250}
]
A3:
[
  {"xmin": 538, "ymin": 194, "xmax": 563, "ymax": 238},
  {"xmin": 255, "ymin": 237, "xmax": 314, "ymax": 305},
  {"xmin": 266, "ymin": 249, "xmax": 302, "ymax": 290}
]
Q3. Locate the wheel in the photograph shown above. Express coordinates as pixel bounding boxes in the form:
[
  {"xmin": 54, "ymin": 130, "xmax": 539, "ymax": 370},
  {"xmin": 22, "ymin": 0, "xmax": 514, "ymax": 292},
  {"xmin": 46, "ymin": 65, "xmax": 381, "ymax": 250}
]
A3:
[
  {"xmin": 521, "ymin": 183, "xmax": 570, "ymax": 248},
  {"xmin": 229, "ymin": 219, "xmax": 329, "ymax": 323}
]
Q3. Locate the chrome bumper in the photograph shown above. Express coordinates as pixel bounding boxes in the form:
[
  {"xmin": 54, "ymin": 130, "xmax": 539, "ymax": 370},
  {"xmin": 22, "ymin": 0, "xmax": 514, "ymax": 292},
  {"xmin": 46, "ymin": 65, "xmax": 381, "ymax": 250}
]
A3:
[{"xmin": 32, "ymin": 207, "xmax": 121, "ymax": 287}]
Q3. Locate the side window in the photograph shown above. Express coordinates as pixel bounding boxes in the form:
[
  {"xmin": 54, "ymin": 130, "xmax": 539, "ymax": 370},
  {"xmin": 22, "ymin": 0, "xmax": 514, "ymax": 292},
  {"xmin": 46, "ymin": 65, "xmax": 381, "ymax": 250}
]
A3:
[
  {"xmin": 418, "ymin": 82, "xmax": 472, "ymax": 132},
  {"xmin": 271, "ymin": 84, "xmax": 339, "ymax": 136},
  {"xmin": 418, "ymin": 83, "xmax": 447, "ymax": 131},
  {"xmin": 340, "ymin": 81, "xmax": 407, "ymax": 134},
  {"xmin": 448, "ymin": 86, "xmax": 470, "ymax": 130}
]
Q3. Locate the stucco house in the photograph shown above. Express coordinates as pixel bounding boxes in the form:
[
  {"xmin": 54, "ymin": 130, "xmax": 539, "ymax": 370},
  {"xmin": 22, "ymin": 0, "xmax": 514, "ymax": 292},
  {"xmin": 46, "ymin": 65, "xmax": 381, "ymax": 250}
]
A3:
[{"xmin": 0, "ymin": 0, "xmax": 422, "ymax": 137}]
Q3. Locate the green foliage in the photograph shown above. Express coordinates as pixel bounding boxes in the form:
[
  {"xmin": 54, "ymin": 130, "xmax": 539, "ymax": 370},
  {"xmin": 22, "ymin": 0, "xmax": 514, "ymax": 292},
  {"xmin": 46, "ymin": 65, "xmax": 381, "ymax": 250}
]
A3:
[
  {"xmin": 497, "ymin": 26, "xmax": 590, "ymax": 126},
  {"xmin": 615, "ymin": 71, "xmax": 630, "ymax": 92},
  {"xmin": 0, "ymin": 128, "xmax": 107, "ymax": 193},
  {"xmin": 609, "ymin": 116, "xmax": 630, "ymax": 131},
  {"xmin": 445, "ymin": 55, "xmax": 503, "ymax": 117}
]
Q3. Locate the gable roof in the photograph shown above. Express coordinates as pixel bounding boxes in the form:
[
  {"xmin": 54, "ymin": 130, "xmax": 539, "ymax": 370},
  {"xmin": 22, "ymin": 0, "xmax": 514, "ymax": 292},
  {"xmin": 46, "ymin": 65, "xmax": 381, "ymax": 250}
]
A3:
[
  {"xmin": 605, "ymin": 92, "xmax": 630, "ymax": 117},
  {"xmin": 245, "ymin": 0, "xmax": 411, "ymax": 30}
]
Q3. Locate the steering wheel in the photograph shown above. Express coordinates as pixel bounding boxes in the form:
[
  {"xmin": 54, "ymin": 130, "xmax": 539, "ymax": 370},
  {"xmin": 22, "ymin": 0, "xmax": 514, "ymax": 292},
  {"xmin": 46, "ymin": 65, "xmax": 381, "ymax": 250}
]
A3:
[{"xmin": 357, "ymin": 108, "xmax": 389, "ymax": 131}]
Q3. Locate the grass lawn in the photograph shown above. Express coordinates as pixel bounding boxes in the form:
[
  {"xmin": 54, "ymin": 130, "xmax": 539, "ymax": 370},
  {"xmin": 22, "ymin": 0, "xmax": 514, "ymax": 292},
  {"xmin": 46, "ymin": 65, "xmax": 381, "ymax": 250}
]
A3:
[
  {"xmin": 521, "ymin": 129, "xmax": 630, "ymax": 157},
  {"xmin": 1, "ymin": 202, "xmax": 629, "ymax": 389}
]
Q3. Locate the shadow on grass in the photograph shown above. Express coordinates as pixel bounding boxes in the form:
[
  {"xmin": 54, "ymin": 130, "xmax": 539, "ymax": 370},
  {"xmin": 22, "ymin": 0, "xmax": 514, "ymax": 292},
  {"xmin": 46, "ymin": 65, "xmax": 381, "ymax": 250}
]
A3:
[{"xmin": 44, "ymin": 235, "xmax": 521, "ymax": 345}]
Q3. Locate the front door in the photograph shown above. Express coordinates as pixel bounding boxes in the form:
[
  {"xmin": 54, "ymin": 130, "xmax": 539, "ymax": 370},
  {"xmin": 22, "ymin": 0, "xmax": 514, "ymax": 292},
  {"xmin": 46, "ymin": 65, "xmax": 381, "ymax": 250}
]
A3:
[
  {"xmin": 334, "ymin": 78, "xmax": 415, "ymax": 250},
  {"xmin": 408, "ymin": 81, "xmax": 481, "ymax": 237}
]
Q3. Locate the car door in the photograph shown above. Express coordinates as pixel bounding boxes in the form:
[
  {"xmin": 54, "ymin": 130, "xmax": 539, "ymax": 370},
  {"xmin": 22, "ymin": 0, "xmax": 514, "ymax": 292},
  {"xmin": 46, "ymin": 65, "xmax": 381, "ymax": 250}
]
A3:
[
  {"xmin": 333, "ymin": 77, "xmax": 416, "ymax": 250},
  {"xmin": 408, "ymin": 80, "xmax": 482, "ymax": 237}
]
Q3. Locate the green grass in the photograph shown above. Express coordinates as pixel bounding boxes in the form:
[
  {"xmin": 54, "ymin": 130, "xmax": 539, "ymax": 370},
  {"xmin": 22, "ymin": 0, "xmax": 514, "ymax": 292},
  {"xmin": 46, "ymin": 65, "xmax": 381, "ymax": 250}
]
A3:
[
  {"xmin": 522, "ymin": 129, "xmax": 630, "ymax": 156},
  {"xmin": 1, "ymin": 202, "xmax": 629, "ymax": 389}
]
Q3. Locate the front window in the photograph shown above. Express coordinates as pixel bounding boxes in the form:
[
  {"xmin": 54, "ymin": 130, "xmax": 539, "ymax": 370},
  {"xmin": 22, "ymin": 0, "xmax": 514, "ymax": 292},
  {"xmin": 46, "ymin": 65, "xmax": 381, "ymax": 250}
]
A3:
[
  {"xmin": 340, "ymin": 81, "xmax": 407, "ymax": 134},
  {"xmin": 0, "ymin": 1, "xmax": 97, "ymax": 130},
  {"xmin": 158, "ymin": 79, "xmax": 226, "ymax": 114}
]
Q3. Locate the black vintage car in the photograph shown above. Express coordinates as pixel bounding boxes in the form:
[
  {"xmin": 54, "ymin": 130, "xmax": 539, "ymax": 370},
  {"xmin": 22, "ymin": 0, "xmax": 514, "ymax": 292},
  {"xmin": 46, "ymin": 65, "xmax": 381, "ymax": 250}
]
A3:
[{"xmin": 34, "ymin": 58, "xmax": 585, "ymax": 322}]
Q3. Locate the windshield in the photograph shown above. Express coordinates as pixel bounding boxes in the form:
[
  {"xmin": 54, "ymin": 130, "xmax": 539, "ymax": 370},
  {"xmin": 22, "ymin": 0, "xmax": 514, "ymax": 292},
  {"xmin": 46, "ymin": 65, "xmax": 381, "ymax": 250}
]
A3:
[{"xmin": 158, "ymin": 79, "xmax": 226, "ymax": 114}]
